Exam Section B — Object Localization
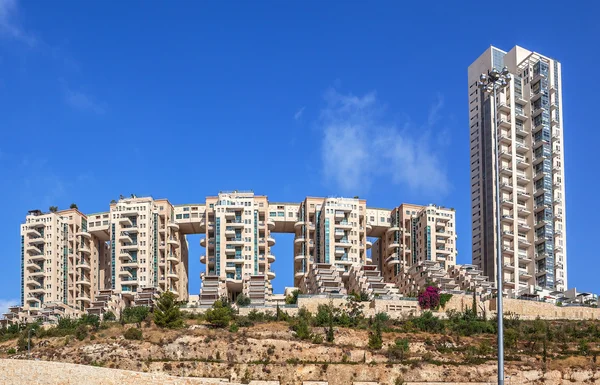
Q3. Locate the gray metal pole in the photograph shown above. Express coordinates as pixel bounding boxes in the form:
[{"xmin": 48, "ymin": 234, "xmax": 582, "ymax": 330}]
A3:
[
  {"xmin": 27, "ymin": 328, "xmax": 31, "ymax": 359},
  {"xmin": 493, "ymin": 85, "xmax": 505, "ymax": 385}
]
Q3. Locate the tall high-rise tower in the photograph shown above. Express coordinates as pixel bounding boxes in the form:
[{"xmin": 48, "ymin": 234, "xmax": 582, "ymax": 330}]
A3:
[{"xmin": 468, "ymin": 46, "xmax": 567, "ymax": 294}]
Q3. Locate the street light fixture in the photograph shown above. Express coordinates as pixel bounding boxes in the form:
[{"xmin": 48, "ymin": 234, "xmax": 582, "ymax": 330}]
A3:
[{"xmin": 479, "ymin": 65, "xmax": 512, "ymax": 385}]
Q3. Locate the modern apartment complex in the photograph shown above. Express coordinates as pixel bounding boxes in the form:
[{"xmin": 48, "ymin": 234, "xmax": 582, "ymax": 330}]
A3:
[
  {"xmin": 468, "ymin": 46, "xmax": 567, "ymax": 294},
  {"xmin": 19, "ymin": 192, "xmax": 462, "ymax": 311}
]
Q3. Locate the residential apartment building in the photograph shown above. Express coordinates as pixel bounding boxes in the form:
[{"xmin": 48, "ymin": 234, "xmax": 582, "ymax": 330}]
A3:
[
  {"xmin": 199, "ymin": 191, "xmax": 274, "ymax": 303},
  {"xmin": 21, "ymin": 208, "xmax": 108, "ymax": 312},
  {"xmin": 370, "ymin": 204, "xmax": 458, "ymax": 283},
  {"xmin": 468, "ymin": 46, "xmax": 567, "ymax": 294},
  {"xmin": 293, "ymin": 197, "xmax": 369, "ymax": 287}
]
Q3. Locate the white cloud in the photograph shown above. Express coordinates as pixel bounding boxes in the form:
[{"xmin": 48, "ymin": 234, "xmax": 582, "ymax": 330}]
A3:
[
  {"xmin": 0, "ymin": 298, "xmax": 19, "ymax": 318},
  {"xmin": 0, "ymin": 0, "xmax": 36, "ymax": 46},
  {"xmin": 319, "ymin": 88, "xmax": 450, "ymax": 196},
  {"xmin": 294, "ymin": 106, "xmax": 306, "ymax": 120},
  {"xmin": 64, "ymin": 87, "xmax": 105, "ymax": 114}
]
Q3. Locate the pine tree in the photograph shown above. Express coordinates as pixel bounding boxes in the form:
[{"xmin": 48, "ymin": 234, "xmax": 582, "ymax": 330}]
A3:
[{"xmin": 153, "ymin": 292, "xmax": 184, "ymax": 329}]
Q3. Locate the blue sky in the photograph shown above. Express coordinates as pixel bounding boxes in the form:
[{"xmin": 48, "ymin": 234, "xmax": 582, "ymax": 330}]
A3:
[{"xmin": 1, "ymin": 0, "xmax": 599, "ymax": 313}]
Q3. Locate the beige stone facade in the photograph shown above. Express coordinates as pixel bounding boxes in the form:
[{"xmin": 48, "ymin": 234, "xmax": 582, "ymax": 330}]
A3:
[{"xmin": 469, "ymin": 46, "xmax": 567, "ymax": 294}]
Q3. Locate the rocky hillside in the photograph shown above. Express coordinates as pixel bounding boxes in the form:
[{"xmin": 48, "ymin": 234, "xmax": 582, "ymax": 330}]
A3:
[{"xmin": 2, "ymin": 316, "xmax": 600, "ymax": 385}]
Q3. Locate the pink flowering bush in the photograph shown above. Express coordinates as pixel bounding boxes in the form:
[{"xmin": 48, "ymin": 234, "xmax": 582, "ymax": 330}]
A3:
[{"xmin": 418, "ymin": 286, "xmax": 441, "ymax": 310}]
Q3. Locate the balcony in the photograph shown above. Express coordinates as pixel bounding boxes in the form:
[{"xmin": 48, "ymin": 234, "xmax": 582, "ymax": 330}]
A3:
[
  {"xmin": 119, "ymin": 217, "xmax": 133, "ymax": 226},
  {"xmin": 294, "ymin": 236, "xmax": 305, "ymax": 244},
  {"xmin": 335, "ymin": 211, "xmax": 346, "ymax": 220},
  {"xmin": 76, "ymin": 230, "xmax": 91, "ymax": 239},
  {"xmin": 167, "ymin": 271, "xmax": 179, "ymax": 280},
  {"xmin": 267, "ymin": 254, "xmax": 275, "ymax": 263},
  {"xmin": 167, "ymin": 222, "xmax": 179, "ymax": 231},
  {"xmin": 25, "ymin": 260, "xmax": 43, "ymax": 271},
  {"xmin": 121, "ymin": 242, "xmax": 139, "ymax": 251},
  {"xmin": 294, "ymin": 253, "xmax": 305, "ymax": 261},
  {"xmin": 516, "ymin": 143, "xmax": 529, "ymax": 154},
  {"xmin": 267, "ymin": 218, "xmax": 275, "ymax": 229},
  {"xmin": 225, "ymin": 247, "xmax": 236, "ymax": 255},
  {"xmin": 498, "ymin": 103, "xmax": 511, "ymax": 113},
  {"xmin": 75, "ymin": 296, "xmax": 91, "ymax": 303},
  {"xmin": 500, "ymin": 183, "xmax": 513, "ymax": 192},
  {"xmin": 387, "ymin": 241, "xmax": 400, "ymax": 250},
  {"xmin": 267, "ymin": 271, "xmax": 276, "ymax": 280},
  {"xmin": 335, "ymin": 247, "xmax": 345, "ymax": 256},
  {"xmin": 26, "ymin": 278, "xmax": 43, "ymax": 288},
  {"xmin": 295, "ymin": 271, "xmax": 305, "ymax": 279},
  {"xmin": 225, "ymin": 228, "xmax": 236, "ymax": 236},
  {"xmin": 498, "ymin": 119, "xmax": 511, "ymax": 129},
  {"xmin": 30, "ymin": 270, "xmax": 45, "ymax": 277},
  {"xmin": 267, "ymin": 236, "xmax": 276, "ymax": 246},
  {"xmin": 335, "ymin": 221, "xmax": 353, "ymax": 229},
  {"xmin": 25, "ymin": 228, "xmax": 41, "ymax": 238},
  {"xmin": 224, "ymin": 211, "xmax": 236, "ymax": 219},
  {"xmin": 200, "ymin": 254, "xmax": 206, "ymax": 263},
  {"xmin": 75, "ymin": 277, "xmax": 91, "ymax": 287},
  {"xmin": 75, "ymin": 260, "xmax": 91, "ymax": 270},
  {"xmin": 167, "ymin": 254, "xmax": 179, "ymax": 264},
  {"xmin": 167, "ymin": 238, "xmax": 180, "ymax": 248},
  {"xmin": 518, "ymin": 221, "xmax": 531, "ymax": 231},
  {"xmin": 334, "ymin": 229, "xmax": 346, "ymax": 238},
  {"xmin": 502, "ymin": 215, "xmax": 514, "ymax": 223},
  {"xmin": 366, "ymin": 240, "xmax": 372, "ymax": 249},
  {"xmin": 119, "ymin": 269, "xmax": 133, "ymax": 277},
  {"xmin": 386, "ymin": 226, "xmax": 400, "ymax": 234},
  {"xmin": 228, "ymin": 237, "xmax": 245, "ymax": 246},
  {"xmin": 294, "ymin": 221, "xmax": 306, "ymax": 229},
  {"xmin": 119, "ymin": 234, "xmax": 133, "ymax": 244},
  {"xmin": 385, "ymin": 253, "xmax": 400, "ymax": 265},
  {"xmin": 501, "ymin": 199, "xmax": 514, "ymax": 208}
]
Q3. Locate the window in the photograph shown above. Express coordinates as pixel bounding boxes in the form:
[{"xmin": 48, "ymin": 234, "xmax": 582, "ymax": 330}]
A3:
[
  {"xmin": 269, "ymin": 212, "xmax": 276, "ymax": 217},
  {"xmin": 277, "ymin": 212, "xmax": 285, "ymax": 217},
  {"xmin": 176, "ymin": 214, "xmax": 182, "ymax": 219}
]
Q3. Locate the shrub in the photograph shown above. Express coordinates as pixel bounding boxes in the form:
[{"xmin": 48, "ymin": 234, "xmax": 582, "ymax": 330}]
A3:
[
  {"xmin": 315, "ymin": 304, "xmax": 333, "ymax": 326},
  {"xmin": 235, "ymin": 294, "xmax": 251, "ymax": 307},
  {"xmin": 439, "ymin": 293, "xmax": 453, "ymax": 309},
  {"xmin": 79, "ymin": 314, "xmax": 100, "ymax": 330},
  {"xmin": 234, "ymin": 316, "xmax": 254, "ymax": 328},
  {"xmin": 312, "ymin": 334, "xmax": 323, "ymax": 344},
  {"xmin": 285, "ymin": 290, "xmax": 299, "ymax": 305},
  {"xmin": 418, "ymin": 286, "xmax": 441, "ymax": 310},
  {"xmin": 103, "ymin": 311, "xmax": 116, "ymax": 321},
  {"xmin": 122, "ymin": 306, "xmax": 150, "ymax": 325},
  {"xmin": 205, "ymin": 300, "xmax": 233, "ymax": 328},
  {"xmin": 153, "ymin": 292, "xmax": 184, "ymax": 329},
  {"xmin": 388, "ymin": 338, "xmax": 410, "ymax": 361},
  {"xmin": 7, "ymin": 348, "xmax": 16, "ymax": 355},
  {"xmin": 326, "ymin": 323, "xmax": 334, "ymax": 343},
  {"xmin": 229, "ymin": 323, "xmax": 239, "ymax": 333},
  {"xmin": 75, "ymin": 325, "xmax": 88, "ymax": 341},
  {"xmin": 123, "ymin": 328, "xmax": 143, "ymax": 340},
  {"xmin": 413, "ymin": 311, "xmax": 445, "ymax": 334},
  {"xmin": 374, "ymin": 312, "xmax": 390, "ymax": 324}
]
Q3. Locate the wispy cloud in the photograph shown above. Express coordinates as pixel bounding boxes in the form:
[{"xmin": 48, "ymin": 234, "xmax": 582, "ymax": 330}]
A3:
[
  {"xmin": 63, "ymin": 83, "xmax": 106, "ymax": 114},
  {"xmin": 0, "ymin": 298, "xmax": 19, "ymax": 318},
  {"xmin": 294, "ymin": 106, "xmax": 306, "ymax": 120},
  {"xmin": 319, "ymin": 88, "xmax": 450, "ymax": 197},
  {"xmin": 0, "ymin": 0, "xmax": 36, "ymax": 46}
]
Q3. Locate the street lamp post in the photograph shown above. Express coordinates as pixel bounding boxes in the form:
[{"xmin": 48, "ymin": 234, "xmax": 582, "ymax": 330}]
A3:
[{"xmin": 478, "ymin": 66, "xmax": 512, "ymax": 385}]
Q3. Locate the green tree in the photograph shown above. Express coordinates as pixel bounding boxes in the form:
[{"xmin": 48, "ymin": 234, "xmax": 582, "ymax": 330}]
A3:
[
  {"xmin": 70, "ymin": 203, "xmax": 78, "ymax": 209},
  {"xmin": 75, "ymin": 325, "xmax": 88, "ymax": 341},
  {"xmin": 368, "ymin": 319, "xmax": 383, "ymax": 350},
  {"xmin": 205, "ymin": 300, "xmax": 233, "ymax": 328},
  {"xmin": 326, "ymin": 319, "xmax": 335, "ymax": 343},
  {"xmin": 293, "ymin": 317, "xmax": 312, "ymax": 340},
  {"xmin": 235, "ymin": 294, "xmax": 251, "ymax": 307},
  {"xmin": 153, "ymin": 292, "xmax": 184, "ymax": 328},
  {"xmin": 49, "ymin": 206, "xmax": 58, "ymax": 213}
]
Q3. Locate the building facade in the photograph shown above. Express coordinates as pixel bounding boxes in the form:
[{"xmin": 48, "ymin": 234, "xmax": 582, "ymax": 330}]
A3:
[
  {"xmin": 468, "ymin": 46, "xmax": 567, "ymax": 294},
  {"xmin": 370, "ymin": 204, "xmax": 458, "ymax": 284}
]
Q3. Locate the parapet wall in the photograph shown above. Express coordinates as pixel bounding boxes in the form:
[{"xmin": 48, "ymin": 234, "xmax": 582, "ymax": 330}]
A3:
[{"xmin": 182, "ymin": 294, "xmax": 600, "ymax": 321}]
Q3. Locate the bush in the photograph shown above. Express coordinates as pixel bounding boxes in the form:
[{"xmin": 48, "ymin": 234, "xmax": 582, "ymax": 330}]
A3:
[
  {"xmin": 388, "ymin": 338, "xmax": 410, "ymax": 361},
  {"xmin": 326, "ymin": 323, "xmax": 334, "ymax": 343},
  {"xmin": 75, "ymin": 325, "xmax": 88, "ymax": 341},
  {"xmin": 234, "ymin": 316, "xmax": 254, "ymax": 328},
  {"xmin": 312, "ymin": 334, "xmax": 323, "ymax": 344},
  {"xmin": 79, "ymin": 314, "xmax": 100, "ymax": 330},
  {"xmin": 418, "ymin": 286, "xmax": 441, "ymax": 310},
  {"xmin": 122, "ymin": 306, "xmax": 150, "ymax": 325},
  {"xmin": 123, "ymin": 327, "xmax": 143, "ymax": 340},
  {"xmin": 103, "ymin": 311, "xmax": 116, "ymax": 321},
  {"xmin": 153, "ymin": 292, "xmax": 184, "ymax": 329},
  {"xmin": 7, "ymin": 348, "xmax": 16, "ymax": 355},
  {"xmin": 205, "ymin": 300, "xmax": 233, "ymax": 328},
  {"xmin": 229, "ymin": 323, "xmax": 239, "ymax": 333},
  {"xmin": 315, "ymin": 304, "xmax": 333, "ymax": 327},
  {"xmin": 285, "ymin": 290, "xmax": 299, "ymax": 305},
  {"xmin": 235, "ymin": 294, "xmax": 251, "ymax": 307},
  {"xmin": 439, "ymin": 293, "xmax": 453, "ymax": 309},
  {"xmin": 413, "ymin": 311, "xmax": 445, "ymax": 334}
]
